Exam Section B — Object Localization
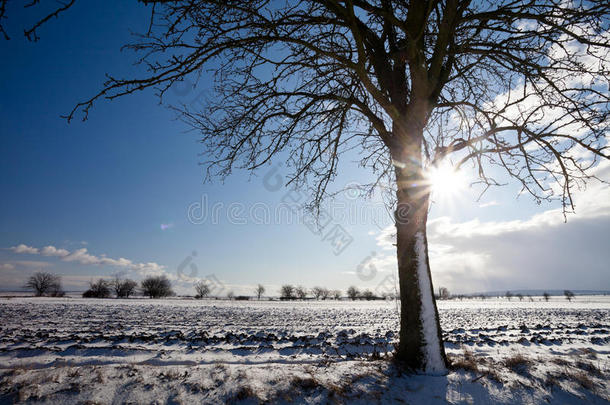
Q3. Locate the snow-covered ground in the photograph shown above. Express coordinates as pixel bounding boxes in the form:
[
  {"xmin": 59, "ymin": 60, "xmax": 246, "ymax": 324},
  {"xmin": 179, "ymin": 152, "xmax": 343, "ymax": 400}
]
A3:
[{"xmin": 0, "ymin": 296, "xmax": 608, "ymax": 404}]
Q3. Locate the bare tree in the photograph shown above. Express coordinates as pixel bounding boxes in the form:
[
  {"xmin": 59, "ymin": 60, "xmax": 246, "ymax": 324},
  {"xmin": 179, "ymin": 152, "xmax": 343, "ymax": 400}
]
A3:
[
  {"xmin": 346, "ymin": 286, "xmax": 360, "ymax": 301},
  {"xmin": 516, "ymin": 293, "xmax": 524, "ymax": 302},
  {"xmin": 361, "ymin": 289, "xmax": 375, "ymax": 300},
  {"xmin": 505, "ymin": 291, "xmax": 513, "ymax": 301},
  {"xmin": 332, "ymin": 289, "xmax": 342, "ymax": 300},
  {"xmin": 195, "ymin": 281, "xmax": 211, "ymax": 299},
  {"xmin": 10, "ymin": 0, "xmax": 609, "ymax": 372},
  {"xmin": 543, "ymin": 292, "xmax": 550, "ymax": 302},
  {"xmin": 83, "ymin": 278, "xmax": 111, "ymax": 298},
  {"xmin": 438, "ymin": 287, "xmax": 450, "ymax": 300},
  {"xmin": 24, "ymin": 272, "xmax": 62, "ymax": 297},
  {"xmin": 112, "ymin": 276, "xmax": 137, "ymax": 298},
  {"xmin": 295, "ymin": 285, "xmax": 308, "ymax": 300},
  {"xmin": 311, "ymin": 286, "xmax": 325, "ymax": 300},
  {"xmin": 280, "ymin": 284, "xmax": 295, "ymax": 300},
  {"xmin": 141, "ymin": 275, "xmax": 174, "ymax": 299},
  {"xmin": 227, "ymin": 291, "xmax": 235, "ymax": 300},
  {"xmin": 255, "ymin": 284, "xmax": 265, "ymax": 300},
  {"xmin": 564, "ymin": 290, "xmax": 575, "ymax": 302}
]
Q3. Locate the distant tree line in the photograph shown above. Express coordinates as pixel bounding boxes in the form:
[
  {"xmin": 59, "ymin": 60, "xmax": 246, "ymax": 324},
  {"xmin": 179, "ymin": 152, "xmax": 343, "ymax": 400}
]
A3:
[
  {"xmin": 274, "ymin": 284, "xmax": 391, "ymax": 301},
  {"xmin": 83, "ymin": 275, "xmax": 174, "ymax": 299}
]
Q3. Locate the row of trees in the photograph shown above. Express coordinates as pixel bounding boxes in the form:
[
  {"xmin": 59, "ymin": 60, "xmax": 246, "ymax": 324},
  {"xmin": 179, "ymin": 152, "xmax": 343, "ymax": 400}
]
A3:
[
  {"xmin": 82, "ymin": 276, "xmax": 139, "ymax": 298},
  {"xmin": 83, "ymin": 275, "xmax": 174, "ymax": 299},
  {"xmin": 279, "ymin": 285, "xmax": 342, "ymax": 300},
  {"xmin": 278, "ymin": 285, "xmax": 388, "ymax": 301},
  {"xmin": 24, "ymin": 272, "xmax": 174, "ymax": 299},
  {"xmin": 195, "ymin": 282, "xmax": 383, "ymax": 300},
  {"xmin": 507, "ymin": 290, "xmax": 575, "ymax": 302}
]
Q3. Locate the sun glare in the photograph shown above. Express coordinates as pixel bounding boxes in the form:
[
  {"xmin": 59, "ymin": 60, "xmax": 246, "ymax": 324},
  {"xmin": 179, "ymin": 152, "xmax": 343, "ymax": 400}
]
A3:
[{"xmin": 425, "ymin": 161, "xmax": 467, "ymax": 200}]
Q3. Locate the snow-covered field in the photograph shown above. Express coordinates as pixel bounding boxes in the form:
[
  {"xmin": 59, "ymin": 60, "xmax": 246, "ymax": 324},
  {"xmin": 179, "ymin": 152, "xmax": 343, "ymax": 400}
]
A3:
[{"xmin": 0, "ymin": 296, "xmax": 608, "ymax": 404}]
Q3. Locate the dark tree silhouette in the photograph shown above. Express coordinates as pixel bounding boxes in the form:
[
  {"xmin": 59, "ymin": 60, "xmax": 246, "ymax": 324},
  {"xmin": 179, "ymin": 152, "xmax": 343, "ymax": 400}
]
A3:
[
  {"xmin": 83, "ymin": 278, "xmax": 111, "ymax": 298},
  {"xmin": 24, "ymin": 272, "xmax": 62, "ymax": 297},
  {"xmin": 194, "ymin": 280, "xmax": 211, "ymax": 299},
  {"xmin": 112, "ymin": 276, "xmax": 138, "ymax": 298},
  {"xmin": 280, "ymin": 284, "xmax": 295, "ymax": 300},
  {"xmin": 543, "ymin": 292, "xmax": 550, "ymax": 302},
  {"xmin": 564, "ymin": 289, "xmax": 575, "ymax": 301},
  {"xmin": 141, "ymin": 275, "xmax": 174, "ymax": 299},
  {"xmin": 7, "ymin": 0, "xmax": 609, "ymax": 373},
  {"xmin": 346, "ymin": 286, "xmax": 360, "ymax": 300}
]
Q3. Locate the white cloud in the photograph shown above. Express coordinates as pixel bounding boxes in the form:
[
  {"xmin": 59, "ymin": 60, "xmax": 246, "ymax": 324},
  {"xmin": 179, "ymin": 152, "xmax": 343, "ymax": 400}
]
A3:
[
  {"xmin": 10, "ymin": 244, "xmax": 39, "ymax": 254},
  {"xmin": 9, "ymin": 244, "xmax": 167, "ymax": 278},
  {"xmin": 40, "ymin": 246, "xmax": 70, "ymax": 257},
  {"xmin": 62, "ymin": 248, "xmax": 101, "ymax": 265},
  {"xmin": 478, "ymin": 201, "xmax": 499, "ymax": 208}
]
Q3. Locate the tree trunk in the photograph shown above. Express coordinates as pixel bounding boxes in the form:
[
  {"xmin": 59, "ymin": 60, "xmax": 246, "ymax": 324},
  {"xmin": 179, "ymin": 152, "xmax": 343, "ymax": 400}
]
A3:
[{"xmin": 392, "ymin": 137, "xmax": 448, "ymax": 374}]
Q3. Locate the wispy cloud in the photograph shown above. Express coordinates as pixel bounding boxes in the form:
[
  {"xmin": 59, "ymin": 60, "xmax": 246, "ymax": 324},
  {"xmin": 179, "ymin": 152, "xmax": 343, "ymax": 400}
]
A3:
[
  {"xmin": 10, "ymin": 244, "xmax": 39, "ymax": 254},
  {"xmin": 9, "ymin": 244, "xmax": 166, "ymax": 277},
  {"xmin": 478, "ymin": 200, "xmax": 500, "ymax": 208}
]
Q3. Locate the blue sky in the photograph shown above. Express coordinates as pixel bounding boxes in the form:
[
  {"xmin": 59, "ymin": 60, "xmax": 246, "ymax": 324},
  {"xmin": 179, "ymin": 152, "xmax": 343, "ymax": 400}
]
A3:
[{"xmin": 1, "ymin": 2, "xmax": 608, "ymax": 295}]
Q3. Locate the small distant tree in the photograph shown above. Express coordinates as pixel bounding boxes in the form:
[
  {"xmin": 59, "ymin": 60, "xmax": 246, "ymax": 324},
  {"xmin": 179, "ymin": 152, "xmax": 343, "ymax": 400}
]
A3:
[
  {"xmin": 280, "ymin": 284, "xmax": 295, "ymax": 300},
  {"xmin": 141, "ymin": 275, "xmax": 174, "ymax": 298},
  {"xmin": 83, "ymin": 278, "xmax": 111, "ymax": 298},
  {"xmin": 361, "ymin": 290, "xmax": 375, "ymax": 301},
  {"xmin": 516, "ymin": 293, "xmax": 524, "ymax": 302},
  {"xmin": 543, "ymin": 292, "xmax": 550, "ymax": 302},
  {"xmin": 332, "ymin": 290, "xmax": 342, "ymax": 300},
  {"xmin": 311, "ymin": 286, "xmax": 324, "ymax": 300},
  {"xmin": 347, "ymin": 286, "xmax": 360, "ymax": 301},
  {"xmin": 112, "ymin": 276, "xmax": 137, "ymax": 298},
  {"xmin": 24, "ymin": 272, "xmax": 62, "ymax": 297},
  {"xmin": 255, "ymin": 284, "xmax": 265, "ymax": 300},
  {"xmin": 194, "ymin": 281, "xmax": 210, "ymax": 299},
  {"xmin": 227, "ymin": 291, "xmax": 235, "ymax": 300},
  {"xmin": 295, "ymin": 285, "xmax": 307, "ymax": 300},
  {"xmin": 438, "ymin": 287, "xmax": 450, "ymax": 300},
  {"xmin": 564, "ymin": 290, "xmax": 575, "ymax": 302},
  {"xmin": 505, "ymin": 291, "xmax": 513, "ymax": 301}
]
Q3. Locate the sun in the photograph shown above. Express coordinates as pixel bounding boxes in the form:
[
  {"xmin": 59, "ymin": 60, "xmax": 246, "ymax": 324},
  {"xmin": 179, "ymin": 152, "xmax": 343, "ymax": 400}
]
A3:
[{"xmin": 424, "ymin": 161, "xmax": 467, "ymax": 199}]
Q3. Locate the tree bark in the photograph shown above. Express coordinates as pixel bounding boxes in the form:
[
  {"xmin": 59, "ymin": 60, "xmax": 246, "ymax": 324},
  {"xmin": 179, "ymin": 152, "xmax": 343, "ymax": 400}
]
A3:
[{"xmin": 392, "ymin": 133, "xmax": 448, "ymax": 374}]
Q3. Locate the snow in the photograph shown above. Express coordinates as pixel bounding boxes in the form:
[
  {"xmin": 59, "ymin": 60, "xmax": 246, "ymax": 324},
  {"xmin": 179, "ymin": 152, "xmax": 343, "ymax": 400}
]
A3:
[
  {"xmin": 0, "ymin": 296, "xmax": 608, "ymax": 403},
  {"xmin": 415, "ymin": 231, "xmax": 448, "ymax": 375}
]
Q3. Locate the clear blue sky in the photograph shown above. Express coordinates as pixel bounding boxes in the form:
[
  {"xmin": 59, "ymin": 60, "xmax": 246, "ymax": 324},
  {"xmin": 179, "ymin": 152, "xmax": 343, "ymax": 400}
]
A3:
[{"xmin": 1, "ymin": 2, "xmax": 608, "ymax": 295}]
